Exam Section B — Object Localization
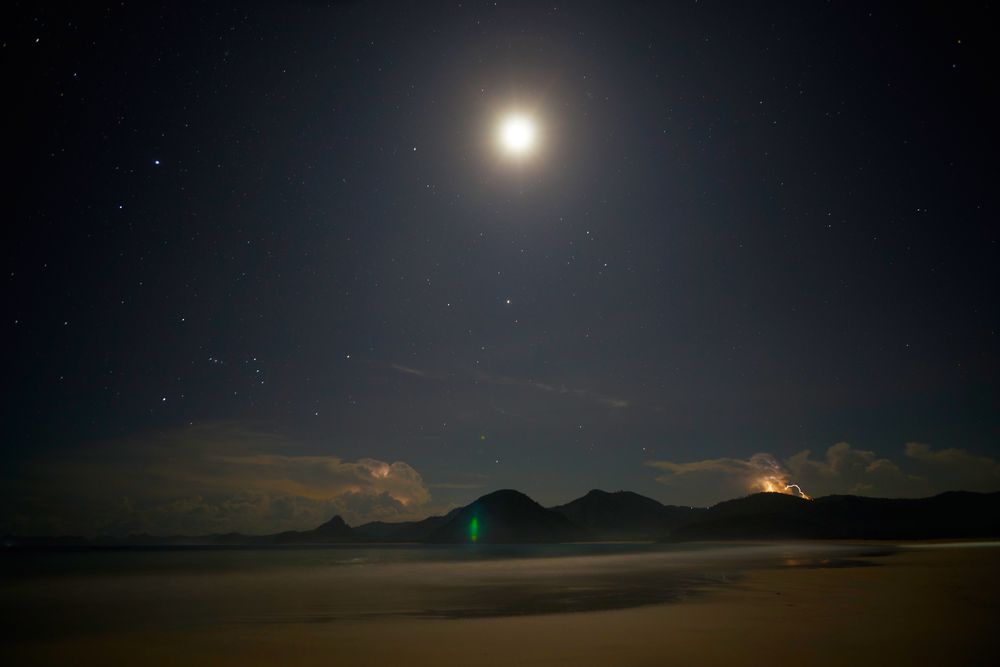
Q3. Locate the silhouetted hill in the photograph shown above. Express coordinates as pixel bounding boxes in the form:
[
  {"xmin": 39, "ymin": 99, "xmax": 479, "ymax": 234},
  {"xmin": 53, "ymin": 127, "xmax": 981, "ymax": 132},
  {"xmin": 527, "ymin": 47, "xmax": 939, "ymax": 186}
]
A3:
[
  {"xmin": 671, "ymin": 491, "xmax": 1000, "ymax": 540},
  {"xmin": 550, "ymin": 489, "xmax": 704, "ymax": 540},
  {"xmin": 6, "ymin": 489, "xmax": 999, "ymax": 547},
  {"xmin": 271, "ymin": 515, "xmax": 355, "ymax": 544},
  {"xmin": 354, "ymin": 507, "xmax": 463, "ymax": 541},
  {"xmin": 428, "ymin": 489, "xmax": 586, "ymax": 543},
  {"xmin": 669, "ymin": 493, "xmax": 821, "ymax": 539}
]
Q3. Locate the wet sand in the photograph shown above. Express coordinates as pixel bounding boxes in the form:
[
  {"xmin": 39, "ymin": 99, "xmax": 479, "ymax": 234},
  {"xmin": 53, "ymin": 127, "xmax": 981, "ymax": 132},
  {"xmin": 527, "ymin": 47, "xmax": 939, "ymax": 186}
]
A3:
[{"xmin": 9, "ymin": 543, "xmax": 1000, "ymax": 666}]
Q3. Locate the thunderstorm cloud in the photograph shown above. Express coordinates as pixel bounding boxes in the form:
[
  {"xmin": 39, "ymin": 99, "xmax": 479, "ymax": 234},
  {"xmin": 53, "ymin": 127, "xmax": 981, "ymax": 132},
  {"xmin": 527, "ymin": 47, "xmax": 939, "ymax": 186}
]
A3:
[
  {"xmin": 647, "ymin": 442, "xmax": 1000, "ymax": 506},
  {"xmin": 0, "ymin": 423, "xmax": 434, "ymax": 536}
]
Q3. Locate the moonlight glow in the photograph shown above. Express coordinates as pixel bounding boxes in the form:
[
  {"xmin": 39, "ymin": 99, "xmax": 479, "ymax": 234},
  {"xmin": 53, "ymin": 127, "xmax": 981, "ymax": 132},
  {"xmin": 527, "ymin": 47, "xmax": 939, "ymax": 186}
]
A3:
[{"xmin": 498, "ymin": 114, "xmax": 537, "ymax": 155}]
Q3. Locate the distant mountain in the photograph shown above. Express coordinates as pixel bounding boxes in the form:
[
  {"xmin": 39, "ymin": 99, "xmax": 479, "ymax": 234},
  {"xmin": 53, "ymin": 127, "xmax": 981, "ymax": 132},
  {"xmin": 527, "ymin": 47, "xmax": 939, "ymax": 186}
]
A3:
[
  {"xmin": 354, "ymin": 507, "xmax": 463, "ymax": 542},
  {"xmin": 669, "ymin": 492, "xmax": 821, "ymax": 539},
  {"xmin": 271, "ymin": 515, "xmax": 355, "ymax": 544},
  {"xmin": 671, "ymin": 490, "xmax": 1000, "ymax": 540},
  {"xmin": 550, "ymin": 489, "xmax": 704, "ymax": 540},
  {"xmin": 6, "ymin": 489, "xmax": 999, "ymax": 547},
  {"xmin": 428, "ymin": 489, "xmax": 586, "ymax": 543}
]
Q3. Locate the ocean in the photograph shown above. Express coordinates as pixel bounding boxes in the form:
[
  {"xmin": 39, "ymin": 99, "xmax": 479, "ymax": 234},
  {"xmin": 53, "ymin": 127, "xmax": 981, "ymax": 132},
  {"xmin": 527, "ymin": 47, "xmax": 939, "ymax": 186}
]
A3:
[{"xmin": 3, "ymin": 541, "xmax": 891, "ymax": 637}]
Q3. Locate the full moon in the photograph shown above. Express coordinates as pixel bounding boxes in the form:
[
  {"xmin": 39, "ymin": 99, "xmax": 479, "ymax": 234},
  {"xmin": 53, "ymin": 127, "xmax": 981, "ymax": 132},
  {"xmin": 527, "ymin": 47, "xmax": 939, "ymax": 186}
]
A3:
[{"xmin": 498, "ymin": 114, "xmax": 537, "ymax": 155}]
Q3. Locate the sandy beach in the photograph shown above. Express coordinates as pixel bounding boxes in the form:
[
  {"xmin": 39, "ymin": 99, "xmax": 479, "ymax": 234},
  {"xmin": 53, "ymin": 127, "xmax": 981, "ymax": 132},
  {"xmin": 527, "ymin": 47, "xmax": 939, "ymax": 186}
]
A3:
[{"xmin": 7, "ymin": 542, "xmax": 999, "ymax": 666}]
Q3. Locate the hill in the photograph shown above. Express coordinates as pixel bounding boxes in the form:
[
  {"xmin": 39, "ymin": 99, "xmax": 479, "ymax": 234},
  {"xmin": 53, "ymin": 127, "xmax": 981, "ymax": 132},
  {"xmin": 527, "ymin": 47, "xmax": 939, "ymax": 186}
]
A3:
[
  {"xmin": 354, "ymin": 508, "xmax": 463, "ymax": 542},
  {"xmin": 428, "ymin": 489, "xmax": 586, "ymax": 543},
  {"xmin": 550, "ymin": 489, "xmax": 704, "ymax": 540},
  {"xmin": 670, "ymin": 490, "xmax": 1000, "ymax": 540},
  {"xmin": 271, "ymin": 515, "xmax": 355, "ymax": 544},
  {"xmin": 6, "ymin": 489, "xmax": 999, "ymax": 547}
]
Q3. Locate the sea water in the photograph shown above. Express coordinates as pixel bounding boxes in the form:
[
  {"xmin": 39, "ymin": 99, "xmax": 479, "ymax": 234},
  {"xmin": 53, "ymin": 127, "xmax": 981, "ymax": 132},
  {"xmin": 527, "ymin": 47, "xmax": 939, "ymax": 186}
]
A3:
[{"xmin": 1, "ymin": 541, "xmax": 892, "ymax": 640}]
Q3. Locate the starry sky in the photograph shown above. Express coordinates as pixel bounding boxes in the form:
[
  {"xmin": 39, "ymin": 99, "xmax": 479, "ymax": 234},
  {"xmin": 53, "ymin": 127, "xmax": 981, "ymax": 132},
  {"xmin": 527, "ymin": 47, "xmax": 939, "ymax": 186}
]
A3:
[{"xmin": 5, "ymin": 1, "xmax": 998, "ymax": 535}]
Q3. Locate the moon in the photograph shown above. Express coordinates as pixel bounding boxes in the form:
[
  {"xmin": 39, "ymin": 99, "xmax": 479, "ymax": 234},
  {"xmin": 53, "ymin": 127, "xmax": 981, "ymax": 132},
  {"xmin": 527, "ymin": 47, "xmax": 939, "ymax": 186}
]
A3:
[{"xmin": 497, "ymin": 114, "xmax": 538, "ymax": 156}]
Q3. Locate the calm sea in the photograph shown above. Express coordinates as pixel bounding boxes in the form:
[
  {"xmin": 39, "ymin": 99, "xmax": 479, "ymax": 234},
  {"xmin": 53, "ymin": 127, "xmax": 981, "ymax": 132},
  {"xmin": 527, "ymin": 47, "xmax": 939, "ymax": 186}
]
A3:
[{"xmin": 2, "ymin": 541, "xmax": 892, "ymax": 639}]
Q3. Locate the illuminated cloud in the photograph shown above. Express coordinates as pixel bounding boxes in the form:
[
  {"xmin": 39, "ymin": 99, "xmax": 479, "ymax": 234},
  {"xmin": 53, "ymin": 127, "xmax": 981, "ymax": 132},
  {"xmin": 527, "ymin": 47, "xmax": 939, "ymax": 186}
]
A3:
[
  {"xmin": 647, "ymin": 452, "xmax": 808, "ymax": 499},
  {"xmin": 209, "ymin": 453, "xmax": 430, "ymax": 506},
  {"xmin": 785, "ymin": 442, "xmax": 905, "ymax": 496},
  {"xmin": 0, "ymin": 423, "xmax": 433, "ymax": 536},
  {"xmin": 648, "ymin": 442, "xmax": 1000, "ymax": 505}
]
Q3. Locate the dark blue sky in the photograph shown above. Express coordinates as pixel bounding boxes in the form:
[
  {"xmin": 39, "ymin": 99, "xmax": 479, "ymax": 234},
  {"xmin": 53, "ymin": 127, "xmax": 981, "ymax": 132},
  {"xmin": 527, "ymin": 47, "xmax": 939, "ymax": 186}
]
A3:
[{"xmin": 5, "ymin": 1, "xmax": 998, "ymax": 534}]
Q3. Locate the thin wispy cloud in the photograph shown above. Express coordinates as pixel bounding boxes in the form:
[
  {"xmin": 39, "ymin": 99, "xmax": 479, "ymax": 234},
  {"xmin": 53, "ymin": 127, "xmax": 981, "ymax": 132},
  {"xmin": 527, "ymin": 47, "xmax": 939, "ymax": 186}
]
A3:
[
  {"xmin": 387, "ymin": 361, "xmax": 629, "ymax": 409},
  {"xmin": 389, "ymin": 363, "xmax": 436, "ymax": 378}
]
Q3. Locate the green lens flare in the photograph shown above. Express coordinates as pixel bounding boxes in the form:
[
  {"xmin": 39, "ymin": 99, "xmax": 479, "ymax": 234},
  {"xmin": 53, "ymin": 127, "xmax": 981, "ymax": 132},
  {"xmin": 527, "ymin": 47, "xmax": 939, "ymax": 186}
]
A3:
[{"xmin": 469, "ymin": 516, "xmax": 479, "ymax": 543}]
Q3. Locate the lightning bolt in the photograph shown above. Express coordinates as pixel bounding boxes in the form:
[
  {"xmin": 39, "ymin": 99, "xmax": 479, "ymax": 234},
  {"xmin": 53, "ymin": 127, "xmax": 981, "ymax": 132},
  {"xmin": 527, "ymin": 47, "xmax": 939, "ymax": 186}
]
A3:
[
  {"xmin": 746, "ymin": 453, "xmax": 812, "ymax": 500},
  {"xmin": 784, "ymin": 484, "xmax": 811, "ymax": 500}
]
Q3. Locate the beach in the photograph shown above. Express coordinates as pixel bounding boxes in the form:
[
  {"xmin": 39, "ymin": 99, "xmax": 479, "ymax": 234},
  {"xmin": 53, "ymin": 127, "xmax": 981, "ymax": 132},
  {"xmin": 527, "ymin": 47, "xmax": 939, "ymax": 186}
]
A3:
[{"xmin": 7, "ymin": 542, "xmax": 999, "ymax": 666}]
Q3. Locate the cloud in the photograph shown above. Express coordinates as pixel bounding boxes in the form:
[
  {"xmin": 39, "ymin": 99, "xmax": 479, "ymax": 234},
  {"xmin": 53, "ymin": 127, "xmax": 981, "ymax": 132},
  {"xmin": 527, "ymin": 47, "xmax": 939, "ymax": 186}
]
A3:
[
  {"xmin": 502, "ymin": 375, "xmax": 630, "ymax": 409},
  {"xmin": 209, "ymin": 453, "xmax": 430, "ymax": 506},
  {"xmin": 648, "ymin": 442, "xmax": 1000, "ymax": 505},
  {"xmin": 1, "ymin": 423, "xmax": 433, "ymax": 536},
  {"xmin": 648, "ymin": 455, "xmax": 758, "ymax": 477},
  {"xmin": 388, "ymin": 360, "xmax": 629, "ymax": 409},
  {"xmin": 784, "ymin": 442, "xmax": 905, "ymax": 496},
  {"xmin": 647, "ymin": 452, "xmax": 808, "ymax": 498},
  {"xmin": 389, "ymin": 363, "xmax": 435, "ymax": 378},
  {"xmin": 904, "ymin": 442, "xmax": 1000, "ymax": 492}
]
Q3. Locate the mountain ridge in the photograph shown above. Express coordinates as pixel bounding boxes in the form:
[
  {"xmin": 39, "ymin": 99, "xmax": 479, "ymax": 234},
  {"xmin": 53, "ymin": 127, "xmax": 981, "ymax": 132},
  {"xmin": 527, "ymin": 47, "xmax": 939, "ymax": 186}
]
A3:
[
  {"xmin": 5, "ymin": 489, "xmax": 999, "ymax": 547},
  {"xmin": 549, "ymin": 489, "xmax": 704, "ymax": 540}
]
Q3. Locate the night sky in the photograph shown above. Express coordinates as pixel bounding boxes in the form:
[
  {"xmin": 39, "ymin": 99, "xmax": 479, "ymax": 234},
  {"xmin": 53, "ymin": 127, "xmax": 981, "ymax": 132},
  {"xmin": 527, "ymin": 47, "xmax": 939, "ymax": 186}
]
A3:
[{"xmin": 5, "ymin": 1, "xmax": 998, "ymax": 536}]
